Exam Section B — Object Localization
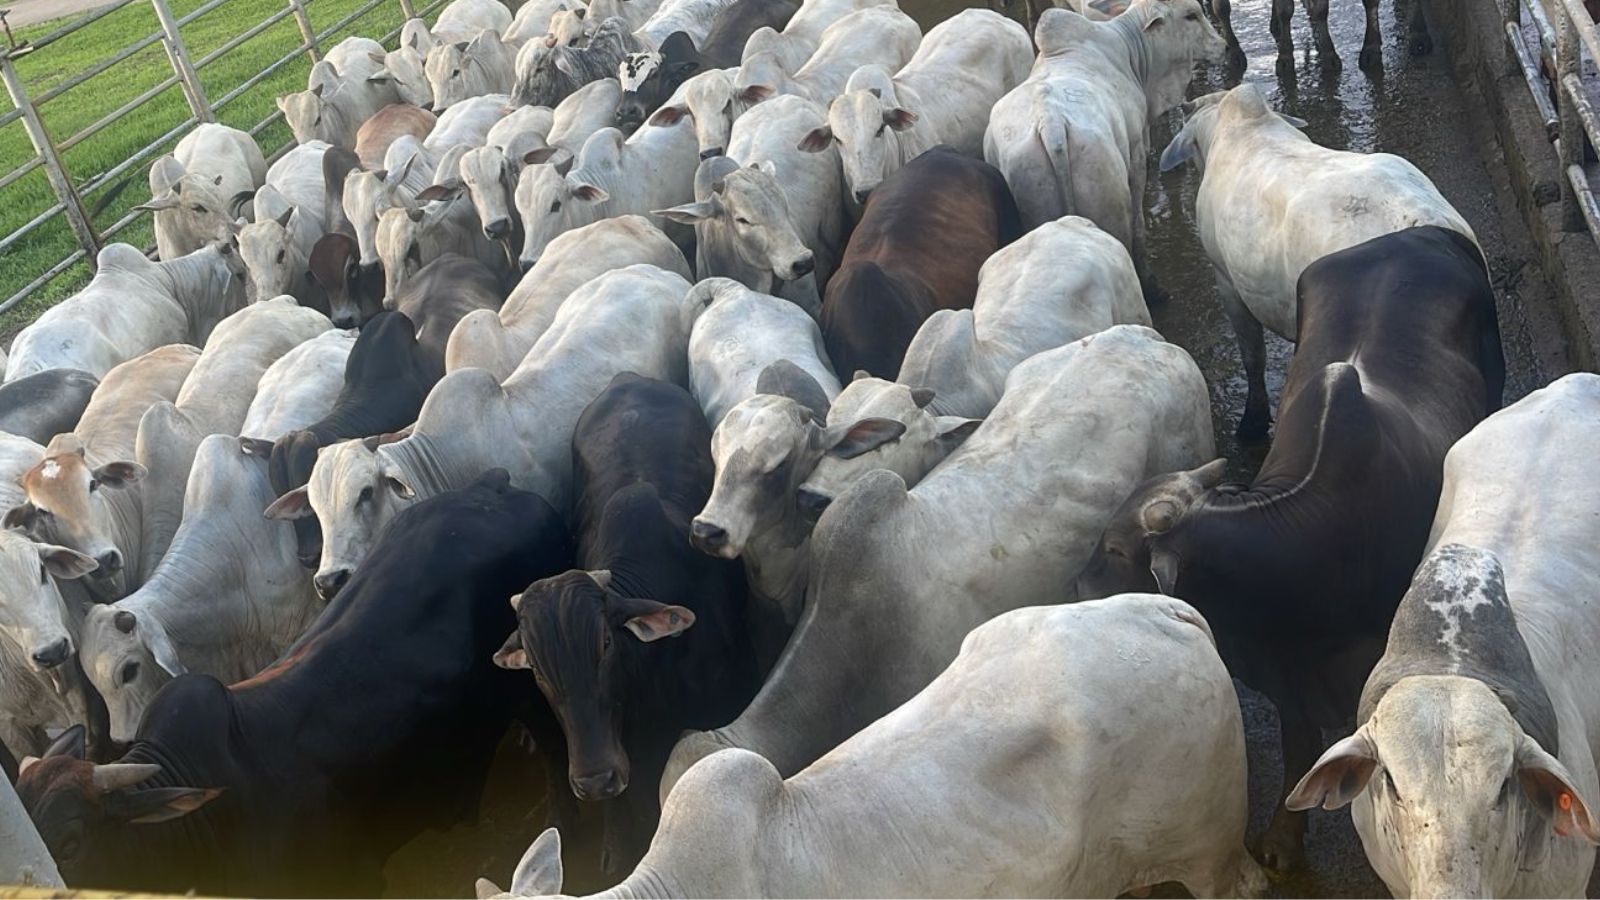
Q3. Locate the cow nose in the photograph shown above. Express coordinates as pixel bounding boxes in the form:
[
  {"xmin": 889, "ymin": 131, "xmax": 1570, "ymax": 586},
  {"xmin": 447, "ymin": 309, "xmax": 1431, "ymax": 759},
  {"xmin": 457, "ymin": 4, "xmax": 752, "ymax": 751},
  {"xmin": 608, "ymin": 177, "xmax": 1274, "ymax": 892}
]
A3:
[
  {"xmin": 796, "ymin": 487, "xmax": 832, "ymax": 522},
  {"xmin": 519, "ymin": 257, "xmax": 535, "ymax": 275},
  {"xmin": 314, "ymin": 568, "xmax": 350, "ymax": 600},
  {"xmin": 689, "ymin": 519, "xmax": 729, "ymax": 556},
  {"xmin": 96, "ymin": 550, "xmax": 123, "ymax": 574},
  {"xmin": 484, "ymin": 218, "xmax": 512, "ymax": 240},
  {"xmin": 32, "ymin": 637, "xmax": 71, "ymax": 670},
  {"xmin": 853, "ymin": 188, "xmax": 872, "ymax": 204},
  {"xmin": 790, "ymin": 253, "xmax": 814, "ymax": 278},
  {"xmin": 699, "ymin": 146, "xmax": 725, "ymax": 161},
  {"xmin": 332, "ymin": 313, "xmax": 358, "ymax": 329},
  {"xmin": 570, "ymin": 769, "xmax": 626, "ymax": 801}
]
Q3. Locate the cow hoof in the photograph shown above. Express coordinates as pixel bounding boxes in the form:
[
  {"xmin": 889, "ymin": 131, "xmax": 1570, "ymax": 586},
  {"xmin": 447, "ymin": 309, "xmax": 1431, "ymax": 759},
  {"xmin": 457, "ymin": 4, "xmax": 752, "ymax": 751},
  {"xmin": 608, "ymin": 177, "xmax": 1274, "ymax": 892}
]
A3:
[
  {"xmin": 1236, "ymin": 411, "xmax": 1271, "ymax": 442},
  {"xmin": 1410, "ymin": 32, "xmax": 1433, "ymax": 56}
]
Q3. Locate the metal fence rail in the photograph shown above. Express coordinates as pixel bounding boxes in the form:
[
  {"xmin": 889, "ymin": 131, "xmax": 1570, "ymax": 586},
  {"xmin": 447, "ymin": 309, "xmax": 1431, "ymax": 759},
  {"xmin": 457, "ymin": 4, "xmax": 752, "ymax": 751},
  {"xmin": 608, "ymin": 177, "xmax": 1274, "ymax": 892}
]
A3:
[
  {"xmin": 1505, "ymin": 0, "xmax": 1600, "ymax": 247},
  {"xmin": 0, "ymin": 0, "xmax": 447, "ymax": 315}
]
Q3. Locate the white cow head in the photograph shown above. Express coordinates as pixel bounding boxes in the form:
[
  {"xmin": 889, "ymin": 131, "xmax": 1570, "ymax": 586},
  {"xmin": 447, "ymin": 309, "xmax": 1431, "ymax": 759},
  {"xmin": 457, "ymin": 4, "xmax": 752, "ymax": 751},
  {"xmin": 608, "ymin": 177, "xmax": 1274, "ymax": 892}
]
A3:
[
  {"xmin": 375, "ymin": 204, "xmax": 432, "ymax": 300},
  {"xmin": 264, "ymin": 436, "xmax": 413, "ymax": 600},
  {"xmin": 804, "ymin": 67, "xmax": 915, "ymax": 203},
  {"xmin": 370, "ymin": 47, "xmax": 435, "ymax": 109},
  {"xmin": 655, "ymin": 162, "xmax": 814, "ymax": 285},
  {"xmin": 237, "ymin": 206, "xmax": 300, "ymax": 302},
  {"xmin": 137, "ymin": 156, "xmax": 244, "ymax": 255},
  {"xmin": 78, "ymin": 606, "xmax": 187, "ymax": 744},
  {"xmin": 1287, "ymin": 545, "xmax": 1600, "ymax": 897},
  {"xmin": 7, "ymin": 440, "xmax": 144, "ymax": 602},
  {"xmin": 458, "ymin": 145, "xmax": 519, "ymax": 242},
  {"xmin": 547, "ymin": 7, "xmax": 587, "ymax": 45},
  {"xmin": 342, "ymin": 163, "xmax": 415, "ymax": 268},
  {"xmin": 513, "ymin": 151, "xmax": 606, "ymax": 268},
  {"xmin": 648, "ymin": 68, "xmax": 743, "ymax": 158},
  {"xmin": 0, "ymin": 529, "xmax": 95, "ymax": 676},
  {"xmin": 1037, "ymin": 0, "xmax": 1223, "ymax": 121},
  {"xmin": 1159, "ymin": 84, "xmax": 1307, "ymax": 173},
  {"xmin": 796, "ymin": 376, "xmax": 979, "ymax": 520},
  {"xmin": 425, "ymin": 40, "xmax": 474, "ymax": 110},
  {"xmin": 276, "ymin": 84, "xmax": 346, "ymax": 146}
]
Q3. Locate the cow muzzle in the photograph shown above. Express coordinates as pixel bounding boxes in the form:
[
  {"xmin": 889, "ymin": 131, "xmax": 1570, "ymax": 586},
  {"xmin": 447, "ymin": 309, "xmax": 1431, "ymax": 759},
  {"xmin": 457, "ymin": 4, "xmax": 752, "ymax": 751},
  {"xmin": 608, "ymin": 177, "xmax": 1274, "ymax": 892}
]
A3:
[
  {"xmin": 699, "ymin": 146, "xmax": 725, "ymax": 161},
  {"xmin": 31, "ymin": 636, "xmax": 72, "ymax": 670},
  {"xmin": 689, "ymin": 518, "xmax": 734, "ymax": 557},
  {"xmin": 786, "ymin": 252, "xmax": 815, "ymax": 280},
  {"xmin": 314, "ymin": 568, "xmax": 351, "ymax": 601},
  {"xmin": 484, "ymin": 217, "xmax": 513, "ymax": 241},
  {"xmin": 570, "ymin": 768, "xmax": 627, "ymax": 801}
]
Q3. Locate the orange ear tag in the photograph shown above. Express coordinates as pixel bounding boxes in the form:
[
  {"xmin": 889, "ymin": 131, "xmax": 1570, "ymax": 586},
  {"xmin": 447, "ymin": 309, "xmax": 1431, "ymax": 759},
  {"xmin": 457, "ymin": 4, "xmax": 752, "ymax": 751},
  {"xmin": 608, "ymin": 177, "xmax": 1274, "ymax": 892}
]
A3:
[{"xmin": 1560, "ymin": 792, "xmax": 1574, "ymax": 812}]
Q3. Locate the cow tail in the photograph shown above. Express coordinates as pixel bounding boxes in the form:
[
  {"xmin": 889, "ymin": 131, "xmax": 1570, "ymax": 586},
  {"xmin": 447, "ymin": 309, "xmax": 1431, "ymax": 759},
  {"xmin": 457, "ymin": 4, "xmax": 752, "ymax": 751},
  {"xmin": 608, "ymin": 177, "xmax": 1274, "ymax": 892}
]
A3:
[{"xmin": 1035, "ymin": 95, "xmax": 1073, "ymax": 218}]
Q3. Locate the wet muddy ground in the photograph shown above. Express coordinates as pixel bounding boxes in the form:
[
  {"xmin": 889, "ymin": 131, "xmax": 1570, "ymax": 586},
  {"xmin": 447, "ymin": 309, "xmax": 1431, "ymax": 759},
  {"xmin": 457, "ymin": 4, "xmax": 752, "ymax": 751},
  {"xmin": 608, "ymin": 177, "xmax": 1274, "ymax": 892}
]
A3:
[{"xmin": 377, "ymin": 0, "xmax": 1581, "ymax": 895}]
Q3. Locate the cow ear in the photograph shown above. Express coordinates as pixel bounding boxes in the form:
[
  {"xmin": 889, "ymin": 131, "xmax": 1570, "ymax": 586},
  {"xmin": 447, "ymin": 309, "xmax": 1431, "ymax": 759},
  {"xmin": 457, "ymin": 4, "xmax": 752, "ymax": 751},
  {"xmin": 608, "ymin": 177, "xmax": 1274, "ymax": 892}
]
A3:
[
  {"xmin": 239, "ymin": 437, "xmax": 275, "ymax": 459},
  {"xmin": 1279, "ymin": 113, "xmax": 1309, "ymax": 128},
  {"xmin": 264, "ymin": 486, "xmax": 313, "ymax": 520},
  {"xmin": 384, "ymin": 472, "xmax": 417, "ymax": 500},
  {"xmin": 618, "ymin": 600, "xmax": 696, "ymax": 642},
  {"xmin": 1149, "ymin": 543, "xmax": 1180, "ymax": 595},
  {"xmin": 119, "ymin": 787, "xmax": 224, "ymax": 824},
  {"xmin": 38, "ymin": 544, "xmax": 98, "ymax": 580},
  {"xmin": 143, "ymin": 618, "xmax": 188, "ymax": 677},
  {"xmin": 587, "ymin": 569, "xmax": 613, "ymax": 590},
  {"xmin": 43, "ymin": 723, "xmax": 86, "ymax": 760},
  {"xmin": 797, "ymin": 126, "xmax": 833, "ymax": 153},
  {"xmin": 1518, "ymin": 734, "xmax": 1600, "ymax": 844},
  {"xmin": 934, "ymin": 417, "xmax": 981, "ymax": 455},
  {"xmin": 1285, "ymin": 730, "xmax": 1377, "ymax": 811},
  {"xmin": 648, "ymin": 104, "xmax": 688, "ymax": 127},
  {"xmin": 883, "ymin": 107, "xmax": 917, "ymax": 131},
  {"xmin": 523, "ymin": 146, "xmax": 560, "ymax": 166},
  {"xmin": 738, "ymin": 83, "xmax": 774, "ymax": 104},
  {"xmin": 510, "ymin": 828, "xmax": 564, "ymax": 897},
  {"xmin": 825, "ymin": 418, "xmax": 906, "ymax": 459},
  {"xmin": 492, "ymin": 631, "xmax": 529, "ymax": 670},
  {"xmin": 652, "ymin": 199, "xmax": 717, "ymax": 225},
  {"xmin": 4, "ymin": 502, "xmax": 39, "ymax": 532},
  {"xmin": 415, "ymin": 183, "xmax": 462, "ymax": 203},
  {"xmin": 1143, "ymin": 10, "xmax": 1167, "ymax": 29},
  {"xmin": 909, "ymin": 387, "xmax": 935, "ymax": 408},
  {"xmin": 94, "ymin": 461, "xmax": 147, "ymax": 489},
  {"xmin": 570, "ymin": 183, "xmax": 609, "ymax": 203},
  {"xmin": 1159, "ymin": 130, "xmax": 1197, "ymax": 172}
]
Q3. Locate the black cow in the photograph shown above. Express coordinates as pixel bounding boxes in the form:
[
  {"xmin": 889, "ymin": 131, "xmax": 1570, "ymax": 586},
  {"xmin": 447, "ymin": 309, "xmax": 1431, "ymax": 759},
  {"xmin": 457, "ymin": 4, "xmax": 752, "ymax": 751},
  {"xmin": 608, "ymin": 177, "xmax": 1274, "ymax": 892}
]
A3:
[
  {"xmin": 614, "ymin": 32, "xmax": 701, "ymax": 134},
  {"xmin": 817, "ymin": 146, "xmax": 1022, "ymax": 379},
  {"xmin": 697, "ymin": 0, "xmax": 799, "ymax": 68},
  {"xmin": 1076, "ymin": 225, "xmax": 1504, "ymax": 872},
  {"xmin": 308, "ymin": 232, "xmax": 385, "ymax": 329},
  {"xmin": 493, "ymin": 373, "xmax": 755, "ymax": 874},
  {"xmin": 16, "ymin": 470, "xmax": 573, "ymax": 897},
  {"xmin": 0, "ymin": 369, "xmax": 97, "ymax": 444}
]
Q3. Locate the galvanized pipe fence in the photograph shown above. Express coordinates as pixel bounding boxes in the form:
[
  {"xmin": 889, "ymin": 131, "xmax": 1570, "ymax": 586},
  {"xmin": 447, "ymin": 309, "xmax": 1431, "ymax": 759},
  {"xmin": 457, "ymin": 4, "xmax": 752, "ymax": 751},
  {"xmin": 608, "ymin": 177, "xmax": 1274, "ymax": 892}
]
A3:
[
  {"xmin": 0, "ymin": 0, "xmax": 447, "ymax": 314},
  {"xmin": 1504, "ymin": 0, "xmax": 1600, "ymax": 244}
]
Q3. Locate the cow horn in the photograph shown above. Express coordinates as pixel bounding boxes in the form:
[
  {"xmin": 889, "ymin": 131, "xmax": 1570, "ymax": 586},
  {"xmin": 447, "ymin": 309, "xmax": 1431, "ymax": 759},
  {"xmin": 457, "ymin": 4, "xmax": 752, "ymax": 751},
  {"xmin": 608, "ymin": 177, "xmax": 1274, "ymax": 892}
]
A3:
[
  {"xmin": 587, "ymin": 569, "xmax": 613, "ymax": 590},
  {"xmin": 1141, "ymin": 499, "xmax": 1183, "ymax": 535},
  {"xmin": 92, "ymin": 763, "xmax": 163, "ymax": 792}
]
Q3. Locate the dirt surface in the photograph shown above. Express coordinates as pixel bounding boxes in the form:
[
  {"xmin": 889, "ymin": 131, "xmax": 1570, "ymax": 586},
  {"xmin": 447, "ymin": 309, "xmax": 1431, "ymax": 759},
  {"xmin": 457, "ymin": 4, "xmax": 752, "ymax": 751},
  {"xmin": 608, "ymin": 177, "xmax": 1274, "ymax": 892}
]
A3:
[{"xmin": 0, "ymin": 0, "xmax": 113, "ymax": 31}]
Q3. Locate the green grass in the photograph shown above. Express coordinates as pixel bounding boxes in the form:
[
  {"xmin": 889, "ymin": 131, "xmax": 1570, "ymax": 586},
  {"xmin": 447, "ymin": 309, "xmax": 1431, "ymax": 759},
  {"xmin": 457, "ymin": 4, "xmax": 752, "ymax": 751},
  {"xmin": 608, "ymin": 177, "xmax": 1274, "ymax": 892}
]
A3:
[{"xmin": 0, "ymin": 0, "xmax": 426, "ymax": 333}]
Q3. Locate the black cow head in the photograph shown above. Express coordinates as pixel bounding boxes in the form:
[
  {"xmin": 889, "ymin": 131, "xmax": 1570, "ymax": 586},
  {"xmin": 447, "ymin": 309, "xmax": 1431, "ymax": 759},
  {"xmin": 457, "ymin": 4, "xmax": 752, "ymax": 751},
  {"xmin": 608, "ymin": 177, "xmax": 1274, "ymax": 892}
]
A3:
[
  {"xmin": 1076, "ymin": 458, "xmax": 1228, "ymax": 599},
  {"xmin": 15, "ymin": 726, "xmax": 221, "ymax": 888},
  {"xmin": 614, "ymin": 32, "xmax": 701, "ymax": 134},
  {"xmin": 493, "ymin": 569, "xmax": 693, "ymax": 801}
]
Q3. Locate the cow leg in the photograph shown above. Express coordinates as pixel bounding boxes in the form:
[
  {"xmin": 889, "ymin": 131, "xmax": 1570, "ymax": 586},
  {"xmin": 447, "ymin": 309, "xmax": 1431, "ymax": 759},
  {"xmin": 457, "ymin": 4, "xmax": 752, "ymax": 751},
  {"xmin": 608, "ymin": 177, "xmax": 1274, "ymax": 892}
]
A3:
[
  {"xmin": 1360, "ymin": 0, "xmax": 1384, "ymax": 69},
  {"xmin": 1211, "ymin": 0, "xmax": 1248, "ymax": 70},
  {"xmin": 1407, "ymin": 0, "xmax": 1433, "ymax": 55},
  {"xmin": 1305, "ymin": 0, "xmax": 1339, "ymax": 64},
  {"xmin": 1270, "ymin": 0, "xmax": 1296, "ymax": 76},
  {"xmin": 1216, "ymin": 275, "xmax": 1271, "ymax": 440},
  {"xmin": 1259, "ymin": 700, "xmax": 1319, "ymax": 874}
]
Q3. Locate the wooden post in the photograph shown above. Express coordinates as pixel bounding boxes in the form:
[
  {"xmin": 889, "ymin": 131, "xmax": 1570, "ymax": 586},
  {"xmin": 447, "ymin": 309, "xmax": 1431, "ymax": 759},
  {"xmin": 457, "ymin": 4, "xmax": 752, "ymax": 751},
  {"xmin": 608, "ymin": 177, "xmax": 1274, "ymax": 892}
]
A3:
[
  {"xmin": 399, "ymin": 0, "xmax": 417, "ymax": 22},
  {"xmin": 0, "ymin": 764, "xmax": 64, "ymax": 888},
  {"xmin": 1556, "ymin": 3, "xmax": 1586, "ymax": 231},
  {"xmin": 288, "ymin": 0, "xmax": 322, "ymax": 62},
  {"xmin": 150, "ymin": 0, "xmax": 215, "ymax": 123},
  {"xmin": 0, "ymin": 50, "xmax": 101, "ymax": 270}
]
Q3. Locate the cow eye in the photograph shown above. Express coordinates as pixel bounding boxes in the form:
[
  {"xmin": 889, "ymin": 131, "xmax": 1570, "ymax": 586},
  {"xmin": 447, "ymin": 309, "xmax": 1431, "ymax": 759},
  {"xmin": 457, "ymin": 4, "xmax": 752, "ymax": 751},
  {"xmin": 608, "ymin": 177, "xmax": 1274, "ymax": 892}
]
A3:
[
  {"xmin": 120, "ymin": 660, "xmax": 140, "ymax": 686},
  {"xmin": 876, "ymin": 124, "xmax": 886, "ymax": 136},
  {"xmin": 452, "ymin": 69, "xmax": 461, "ymax": 77},
  {"xmin": 275, "ymin": 249, "xmax": 286, "ymax": 263},
  {"xmin": 87, "ymin": 478, "xmax": 99, "ymax": 493},
  {"xmin": 548, "ymin": 200, "xmax": 561, "ymax": 213},
  {"xmin": 1383, "ymin": 769, "xmax": 1402, "ymax": 802},
  {"xmin": 1186, "ymin": 11, "xmax": 1199, "ymax": 19},
  {"xmin": 1104, "ymin": 543, "xmax": 1126, "ymax": 560},
  {"xmin": 734, "ymin": 216, "xmax": 753, "ymax": 226},
  {"xmin": 357, "ymin": 485, "xmax": 374, "ymax": 505},
  {"xmin": 1496, "ymin": 774, "xmax": 1514, "ymax": 807},
  {"xmin": 191, "ymin": 204, "xmax": 208, "ymax": 213}
]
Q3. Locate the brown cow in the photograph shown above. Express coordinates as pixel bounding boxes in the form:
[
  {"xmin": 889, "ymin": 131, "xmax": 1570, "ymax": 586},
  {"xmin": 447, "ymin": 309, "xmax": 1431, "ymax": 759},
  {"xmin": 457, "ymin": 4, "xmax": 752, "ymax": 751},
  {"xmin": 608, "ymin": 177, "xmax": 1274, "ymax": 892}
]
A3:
[{"xmin": 353, "ymin": 103, "xmax": 437, "ymax": 171}]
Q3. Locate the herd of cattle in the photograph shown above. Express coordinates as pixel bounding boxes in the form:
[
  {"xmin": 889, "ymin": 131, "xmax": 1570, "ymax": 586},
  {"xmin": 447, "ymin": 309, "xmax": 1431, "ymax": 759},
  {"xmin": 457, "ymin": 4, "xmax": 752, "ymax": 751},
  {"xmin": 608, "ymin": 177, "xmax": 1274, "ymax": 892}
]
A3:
[{"xmin": 0, "ymin": 0, "xmax": 1596, "ymax": 894}]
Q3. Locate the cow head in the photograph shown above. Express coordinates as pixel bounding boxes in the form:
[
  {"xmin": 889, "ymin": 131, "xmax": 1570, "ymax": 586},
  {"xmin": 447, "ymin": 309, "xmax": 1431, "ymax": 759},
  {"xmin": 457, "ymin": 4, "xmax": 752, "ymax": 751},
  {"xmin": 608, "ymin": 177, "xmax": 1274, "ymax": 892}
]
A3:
[
  {"xmin": 8, "ymin": 442, "xmax": 144, "ymax": 601},
  {"xmin": 236, "ymin": 206, "xmax": 300, "ymax": 303},
  {"xmin": 16, "ymin": 726, "xmax": 222, "ymax": 888},
  {"xmin": 0, "ymin": 529, "xmax": 95, "ymax": 678},
  {"xmin": 342, "ymin": 164, "xmax": 415, "ymax": 272},
  {"xmin": 308, "ymin": 231, "xmax": 382, "ymax": 329},
  {"xmin": 137, "ymin": 159, "xmax": 242, "ymax": 253},
  {"xmin": 264, "ymin": 436, "xmax": 413, "ymax": 600},
  {"xmin": 276, "ymin": 85, "xmax": 338, "ymax": 145},
  {"xmin": 1075, "ymin": 457, "xmax": 1227, "ymax": 599},
  {"xmin": 655, "ymin": 161, "xmax": 814, "ymax": 285},
  {"xmin": 371, "ymin": 46, "xmax": 435, "ymax": 109},
  {"xmin": 648, "ymin": 68, "xmax": 741, "ymax": 159},
  {"xmin": 494, "ymin": 570, "xmax": 694, "ymax": 801},
  {"xmin": 78, "ymin": 607, "xmax": 187, "ymax": 744},
  {"xmin": 615, "ymin": 32, "xmax": 701, "ymax": 134},
  {"xmin": 514, "ymin": 151, "xmax": 605, "ymax": 269},
  {"xmin": 1160, "ymin": 85, "xmax": 1305, "ymax": 173},
  {"xmin": 692, "ymin": 361, "xmax": 836, "ymax": 558},
  {"xmin": 425, "ymin": 40, "xmax": 473, "ymax": 110},
  {"xmin": 375, "ymin": 203, "xmax": 433, "ymax": 301},
  {"xmin": 547, "ymin": 7, "xmax": 587, "ymax": 45},
  {"xmin": 458, "ymin": 145, "xmax": 520, "ymax": 243},
  {"xmin": 1129, "ymin": 0, "xmax": 1226, "ymax": 119},
  {"xmin": 806, "ymin": 67, "xmax": 915, "ymax": 202},
  {"xmin": 796, "ymin": 376, "xmax": 978, "ymax": 521}
]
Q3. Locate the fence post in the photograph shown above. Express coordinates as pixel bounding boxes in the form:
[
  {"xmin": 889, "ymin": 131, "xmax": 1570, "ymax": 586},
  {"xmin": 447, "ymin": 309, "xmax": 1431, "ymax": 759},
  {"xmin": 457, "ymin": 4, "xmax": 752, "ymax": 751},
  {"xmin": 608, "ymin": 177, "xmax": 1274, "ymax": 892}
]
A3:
[
  {"xmin": 0, "ymin": 50, "xmax": 102, "ymax": 270},
  {"xmin": 288, "ymin": 0, "xmax": 322, "ymax": 62},
  {"xmin": 399, "ymin": 0, "xmax": 417, "ymax": 22},
  {"xmin": 1556, "ymin": 3, "xmax": 1586, "ymax": 230},
  {"xmin": 151, "ymin": 0, "xmax": 216, "ymax": 123}
]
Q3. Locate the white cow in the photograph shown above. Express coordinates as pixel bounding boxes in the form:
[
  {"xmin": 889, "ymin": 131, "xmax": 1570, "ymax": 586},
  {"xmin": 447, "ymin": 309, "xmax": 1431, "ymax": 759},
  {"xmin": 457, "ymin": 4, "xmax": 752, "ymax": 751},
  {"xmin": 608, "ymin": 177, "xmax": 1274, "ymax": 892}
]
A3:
[
  {"xmin": 1158, "ymin": 83, "xmax": 1476, "ymax": 438},
  {"xmin": 7, "ymin": 345, "xmax": 200, "ymax": 601},
  {"xmin": 434, "ymin": 0, "xmax": 514, "ymax": 36},
  {"xmin": 644, "ymin": 68, "xmax": 745, "ymax": 158},
  {"xmin": 1286, "ymin": 374, "xmax": 1600, "ymax": 898},
  {"xmin": 815, "ymin": 10, "xmax": 1030, "ymax": 200},
  {"xmin": 374, "ymin": 197, "xmax": 504, "ymax": 300},
  {"xmin": 516, "ymin": 119, "xmax": 697, "ymax": 265},
  {"xmin": 0, "ymin": 527, "xmax": 98, "ymax": 759},
  {"xmin": 237, "ymin": 140, "xmax": 332, "ymax": 306},
  {"xmin": 635, "ymin": 0, "xmax": 737, "ymax": 47},
  {"xmin": 279, "ymin": 39, "xmax": 400, "ymax": 149},
  {"xmin": 665, "ymin": 324, "xmax": 1214, "ymax": 794},
  {"xmin": 285, "ymin": 265, "xmax": 696, "ymax": 593},
  {"xmin": 370, "ymin": 44, "xmax": 435, "ymax": 108},
  {"xmin": 241, "ymin": 329, "xmax": 357, "ymax": 440},
  {"xmin": 983, "ymin": 3, "xmax": 1224, "ymax": 300},
  {"xmin": 342, "ymin": 163, "xmax": 428, "ymax": 270},
  {"xmin": 687, "ymin": 278, "xmax": 840, "ymax": 429},
  {"xmin": 141, "ymin": 123, "xmax": 267, "ymax": 261},
  {"xmin": 504, "ymin": 0, "xmax": 588, "ymax": 44},
  {"xmin": 656, "ymin": 95, "xmax": 846, "ymax": 304},
  {"xmin": 426, "ymin": 31, "xmax": 517, "ymax": 108},
  {"xmin": 446, "ymin": 215, "xmax": 690, "ymax": 379},
  {"xmin": 426, "ymin": 93, "xmax": 516, "ymax": 154},
  {"xmin": 5, "ymin": 242, "xmax": 245, "ymax": 382},
  {"xmin": 897, "ymin": 215, "xmax": 1149, "ymax": 419},
  {"xmin": 733, "ymin": 6, "xmax": 919, "ymax": 111},
  {"xmin": 587, "ymin": 0, "xmax": 663, "ymax": 34},
  {"xmin": 76, "ymin": 435, "xmax": 323, "ymax": 744},
  {"xmin": 485, "ymin": 595, "xmax": 1264, "ymax": 899}
]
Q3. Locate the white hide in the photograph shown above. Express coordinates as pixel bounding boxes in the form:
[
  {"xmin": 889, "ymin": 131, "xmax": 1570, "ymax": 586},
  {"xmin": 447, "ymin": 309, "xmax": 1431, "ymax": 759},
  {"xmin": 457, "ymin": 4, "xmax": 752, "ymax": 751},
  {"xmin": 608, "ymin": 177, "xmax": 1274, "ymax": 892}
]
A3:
[
  {"xmin": 635, "ymin": 0, "xmax": 738, "ymax": 47},
  {"xmin": 505, "ymin": 0, "xmax": 588, "ymax": 44},
  {"xmin": 241, "ymin": 329, "xmax": 358, "ymax": 440},
  {"xmin": 734, "ymin": 6, "xmax": 919, "ymax": 109},
  {"xmin": 687, "ymin": 277, "xmax": 841, "ymax": 428},
  {"xmin": 143, "ymin": 123, "xmax": 267, "ymax": 261},
  {"xmin": 426, "ymin": 32, "xmax": 517, "ymax": 108},
  {"xmin": 434, "ymin": 0, "xmax": 514, "ymax": 37},
  {"xmin": 0, "ymin": 528, "xmax": 97, "ymax": 759},
  {"xmin": 5, "ymin": 243, "xmax": 244, "ymax": 382}
]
